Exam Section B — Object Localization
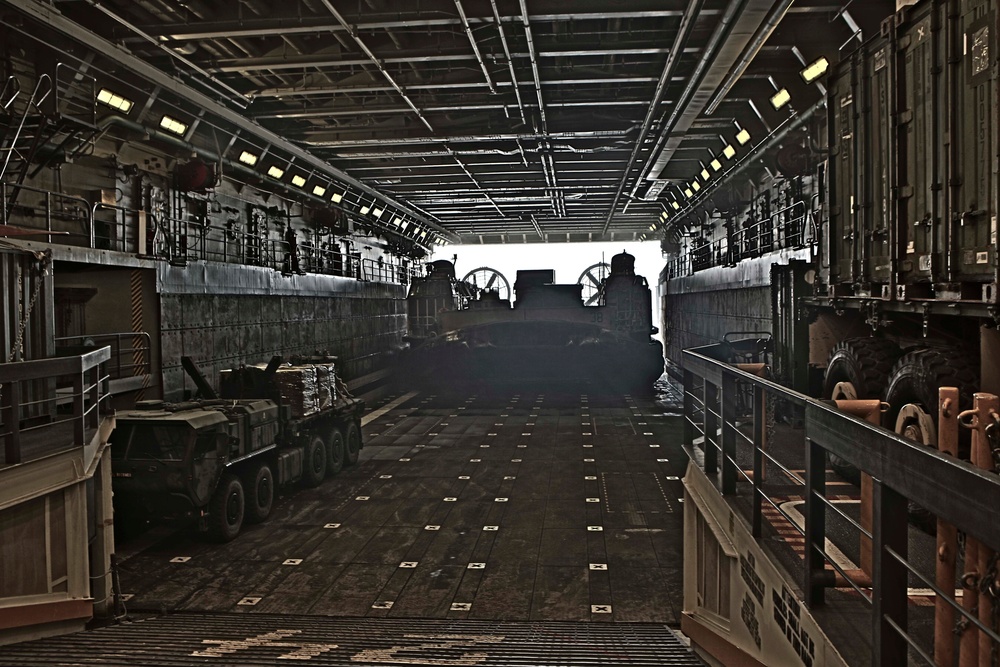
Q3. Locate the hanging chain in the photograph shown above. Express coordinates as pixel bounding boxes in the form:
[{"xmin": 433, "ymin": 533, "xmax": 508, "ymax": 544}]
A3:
[{"xmin": 1, "ymin": 253, "xmax": 49, "ymax": 409}]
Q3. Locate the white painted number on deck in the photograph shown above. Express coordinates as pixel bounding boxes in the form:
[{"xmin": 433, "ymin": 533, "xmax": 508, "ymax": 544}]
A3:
[
  {"xmin": 193, "ymin": 629, "xmax": 338, "ymax": 659},
  {"xmin": 351, "ymin": 633, "xmax": 506, "ymax": 665}
]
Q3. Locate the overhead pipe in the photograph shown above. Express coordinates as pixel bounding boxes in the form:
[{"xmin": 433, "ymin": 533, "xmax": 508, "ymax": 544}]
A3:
[
  {"xmin": 80, "ymin": 0, "xmax": 251, "ymax": 108},
  {"xmin": 490, "ymin": 0, "xmax": 526, "ymax": 124},
  {"xmin": 702, "ymin": 0, "xmax": 796, "ymax": 116},
  {"xmin": 639, "ymin": 0, "xmax": 751, "ymax": 188},
  {"xmin": 601, "ymin": 0, "xmax": 706, "ymax": 234},
  {"xmin": 454, "ymin": 0, "xmax": 496, "ymax": 94}
]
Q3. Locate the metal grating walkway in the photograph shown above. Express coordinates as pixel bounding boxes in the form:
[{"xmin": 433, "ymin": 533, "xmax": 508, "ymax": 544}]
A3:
[{"xmin": 4, "ymin": 613, "xmax": 704, "ymax": 666}]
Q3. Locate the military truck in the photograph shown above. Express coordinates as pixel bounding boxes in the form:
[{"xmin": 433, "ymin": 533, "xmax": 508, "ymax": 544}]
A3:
[{"xmin": 110, "ymin": 355, "xmax": 364, "ymax": 541}]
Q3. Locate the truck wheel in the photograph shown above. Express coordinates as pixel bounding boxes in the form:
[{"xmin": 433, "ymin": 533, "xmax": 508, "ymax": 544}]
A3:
[
  {"xmin": 822, "ymin": 337, "xmax": 900, "ymax": 483},
  {"xmin": 244, "ymin": 462, "xmax": 274, "ymax": 524},
  {"xmin": 327, "ymin": 428, "xmax": 345, "ymax": 476},
  {"xmin": 302, "ymin": 434, "xmax": 327, "ymax": 487},
  {"xmin": 344, "ymin": 421, "xmax": 361, "ymax": 466},
  {"xmin": 884, "ymin": 347, "xmax": 978, "ymax": 533},
  {"xmin": 208, "ymin": 473, "xmax": 244, "ymax": 542}
]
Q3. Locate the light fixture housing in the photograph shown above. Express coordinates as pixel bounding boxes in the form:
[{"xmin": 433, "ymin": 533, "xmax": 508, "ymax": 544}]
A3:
[
  {"xmin": 331, "ymin": 192, "xmax": 343, "ymax": 203},
  {"xmin": 267, "ymin": 165, "xmax": 285, "ymax": 179},
  {"xmin": 159, "ymin": 115, "xmax": 187, "ymax": 135},
  {"xmin": 660, "ymin": 211, "xmax": 669, "ymax": 221},
  {"xmin": 684, "ymin": 188, "xmax": 693, "ymax": 198},
  {"xmin": 710, "ymin": 158, "xmax": 722, "ymax": 171},
  {"xmin": 291, "ymin": 174, "xmax": 307, "ymax": 188},
  {"xmin": 691, "ymin": 181, "xmax": 701, "ymax": 192},
  {"xmin": 736, "ymin": 128, "xmax": 751, "ymax": 145},
  {"xmin": 238, "ymin": 150, "xmax": 258, "ymax": 166},
  {"xmin": 723, "ymin": 144, "xmax": 737, "ymax": 159},
  {"xmin": 360, "ymin": 205, "xmax": 371, "ymax": 215},
  {"xmin": 97, "ymin": 88, "xmax": 133, "ymax": 113},
  {"xmin": 373, "ymin": 207, "xmax": 384, "ymax": 218},
  {"xmin": 671, "ymin": 201, "xmax": 681, "ymax": 210},
  {"xmin": 312, "ymin": 185, "xmax": 327, "ymax": 197},
  {"xmin": 800, "ymin": 56, "xmax": 830, "ymax": 83},
  {"xmin": 700, "ymin": 168, "xmax": 710, "ymax": 181},
  {"xmin": 770, "ymin": 88, "xmax": 791, "ymax": 110}
]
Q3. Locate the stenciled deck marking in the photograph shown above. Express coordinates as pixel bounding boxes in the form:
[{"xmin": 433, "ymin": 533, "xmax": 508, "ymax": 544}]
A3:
[{"xmin": 362, "ymin": 391, "xmax": 419, "ymax": 427}]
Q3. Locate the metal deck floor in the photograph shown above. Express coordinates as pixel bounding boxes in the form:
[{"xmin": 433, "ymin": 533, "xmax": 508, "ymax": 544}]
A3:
[
  {"xmin": 117, "ymin": 387, "xmax": 687, "ymax": 622},
  {"xmin": 2, "ymin": 385, "xmax": 700, "ymax": 665}
]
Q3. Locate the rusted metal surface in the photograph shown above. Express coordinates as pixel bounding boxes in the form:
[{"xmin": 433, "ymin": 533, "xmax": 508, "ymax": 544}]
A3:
[{"xmin": 935, "ymin": 387, "xmax": 960, "ymax": 667}]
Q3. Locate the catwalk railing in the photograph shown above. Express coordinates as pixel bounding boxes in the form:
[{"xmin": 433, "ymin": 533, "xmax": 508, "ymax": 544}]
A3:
[
  {"xmin": 0, "ymin": 345, "xmax": 110, "ymax": 466},
  {"xmin": 0, "ymin": 182, "xmax": 419, "ymax": 285},
  {"xmin": 682, "ymin": 342, "xmax": 1000, "ymax": 666}
]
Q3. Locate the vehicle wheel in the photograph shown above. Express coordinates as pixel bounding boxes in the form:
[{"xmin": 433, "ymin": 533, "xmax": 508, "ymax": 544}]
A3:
[
  {"xmin": 302, "ymin": 433, "xmax": 327, "ymax": 487},
  {"xmin": 884, "ymin": 347, "xmax": 979, "ymax": 533},
  {"xmin": 327, "ymin": 427, "xmax": 345, "ymax": 476},
  {"xmin": 208, "ymin": 473, "xmax": 244, "ymax": 542},
  {"xmin": 822, "ymin": 337, "xmax": 901, "ymax": 482},
  {"xmin": 244, "ymin": 462, "xmax": 274, "ymax": 524},
  {"xmin": 344, "ymin": 421, "xmax": 361, "ymax": 466}
]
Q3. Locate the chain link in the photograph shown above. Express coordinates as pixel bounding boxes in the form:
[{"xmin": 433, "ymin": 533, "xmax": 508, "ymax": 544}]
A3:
[{"xmin": 1, "ymin": 253, "xmax": 49, "ymax": 410}]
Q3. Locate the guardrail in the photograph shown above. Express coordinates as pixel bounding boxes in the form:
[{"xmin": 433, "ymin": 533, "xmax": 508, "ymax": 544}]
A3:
[
  {"xmin": 54, "ymin": 331, "xmax": 150, "ymax": 381},
  {"xmin": 682, "ymin": 342, "xmax": 1000, "ymax": 665},
  {"xmin": 0, "ymin": 346, "xmax": 111, "ymax": 466}
]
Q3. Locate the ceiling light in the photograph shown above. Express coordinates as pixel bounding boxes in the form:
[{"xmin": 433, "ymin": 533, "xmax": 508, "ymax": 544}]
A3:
[
  {"xmin": 684, "ymin": 188, "xmax": 693, "ymax": 198},
  {"xmin": 360, "ymin": 205, "xmax": 371, "ymax": 215},
  {"xmin": 373, "ymin": 207, "xmax": 384, "ymax": 218},
  {"xmin": 291, "ymin": 174, "xmax": 307, "ymax": 188},
  {"xmin": 800, "ymin": 56, "xmax": 829, "ymax": 83},
  {"xmin": 420, "ymin": 230, "xmax": 427, "ymax": 239},
  {"xmin": 331, "ymin": 192, "xmax": 343, "ymax": 203},
  {"xmin": 660, "ymin": 211, "xmax": 669, "ymax": 221},
  {"xmin": 736, "ymin": 128, "xmax": 751, "ymax": 145},
  {"xmin": 671, "ymin": 201, "xmax": 680, "ymax": 210},
  {"xmin": 710, "ymin": 158, "xmax": 722, "ymax": 171},
  {"xmin": 238, "ymin": 150, "xmax": 258, "ymax": 166},
  {"xmin": 691, "ymin": 181, "xmax": 701, "ymax": 192},
  {"xmin": 700, "ymin": 168, "xmax": 710, "ymax": 181},
  {"xmin": 267, "ymin": 165, "xmax": 285, "ymax": 179},
  {"xmin": 312, "ymin": 185, "xmax": 327, "ymax": 197},
  {"xmin": 159, "ymin": 115, "xmax": 187, "ymax": 135},
  {"xmin": 400, "ymin": 220, "xmax": 409, "ymax": 230},
  {"xmin": 770, "ymin": 88, "xmax": 791, "ymax": 110},
  {"xmin": 649, "ymin": 224, "xmax": 656, "ymax": 231},
  {"xmin": 97, "ymin": 88, "xmax": 133, "ymax": 113},
  {"xmin": 723, "ymin": 144, "xmax": 737, "ymax": 159},
  {"xmin": 392, "ymin": 216, "xmax": 402, "ymax": 226}
]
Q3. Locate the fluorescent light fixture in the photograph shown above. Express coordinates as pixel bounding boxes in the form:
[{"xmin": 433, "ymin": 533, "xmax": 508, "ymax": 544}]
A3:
[
  {"xmin": 710, "ymin": 158, "xmax": 722, "ymax": 171},
  {"xmin": 736, "ymin": 128, "xmax": 751, "ymax": 145},
  {"xmin": 331, "ymin": 192, "xmax": 343, "ymax": 203},
  {"xmin": 97, "ymin": 88, "xmax": 133, "ymax": 113},
  {"xmin": 392, "ymin": 216, "xmax": 403, "ymax": 226},
  {"xmin": 238, "ymin": 150, "xmax": 258, "ymax": 166},
  {"xmin": 700, "ymin": 168, "xmax": 710, "ymax": 181},
  {"xmin": 420, "ymin": 230, "xmax": 427, "ymax": 239},
  {"xmin": 649, "ymin": 224, "xmax": 656, "ymax": 231},
  {"xmin": 723, "ymin": 144, "xmax": 737, "ymax": 159},
  {"xmin": 360, "ymin": 205, "xmax": 371, "ymax": 215},
  {"xmin": 159, "ymin": 115, "xmax": 187, "ymax": 135},
  {"xmin": 800, "ymin": 56, "xmax": 829, "ymax": 83},
  {"xmin": 684, "ymin": 188, "xmax": 693, "ymax": 198},
  {"xmin": 671, "ymin": 201, "xmax": 680, "ymax": 210},
  {"xmin": 373, "ymin": 207, "xmax": 384, "ymax": 218},
  {"xmin": 291, "ymin": 174, "xmax": 307, "ymax": 187},
  {"xmin": 691, "ymin": 181, "xmax": 701, "ymax": 192},
  {"xmin": 770, "ymin": 88, "xmax": 791, "ymax": 110},
  {"xmin": 400, "ymin": 220, "xmax": 410, "ymax": 230},
  {"xmin": 660, "ymin": 211, "xmax": 669, "ymax": 221},
  {"xmin": 312, "ymin": 185, "xmax": 326, "ymax": 197},
  {"xmin": 267, "ymin": 165, "xmax": 285, "ymax": 179}
]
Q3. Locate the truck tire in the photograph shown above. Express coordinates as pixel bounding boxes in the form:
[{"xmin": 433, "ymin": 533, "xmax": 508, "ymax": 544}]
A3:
[
  {"xmin": 302, "ymin": 433, "xmax": 327, "ymax": 487},
  {"xmin": 244, "ymin": 462, "xmax": 274, "ymax": 524},
  {"xmin": 822, "ymin": 337, "xmax": 901, "ymax": 400},
  {"xmin": 327, "ymin": 428, "xmax": 345, "ymax": 476},
  {"xmin": 208, "ymin": 473, "xmax": 245, "ymax": 542},
  {"xmin": 822, "ymin": 337, "xmax": 900, "ymax": 483},
  {"xmin": 884, "ymin": 347, "xmax": 978, "ymax": 533},
  {"xmin": 344, "ymin": 421, "xmax": 361, "ymax": 466}
]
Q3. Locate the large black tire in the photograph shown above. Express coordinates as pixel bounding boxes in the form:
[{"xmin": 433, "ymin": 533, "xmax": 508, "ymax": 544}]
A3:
[
  {"xmin": 327, "ymin": 428, "xmax": 345, "ymax": 477},
  {"xmin": 344, "ymin": 421, "xmax": 361, "ymax": 467},
  {"xmin": 822, "ymin": 337, "xmax": 901, "ymax": 400},
  {"xmin": 884, "ymin": 347, "xmax": 979, "ymax": 533},
  {"xmin": 302, "ymin": 433, "xmax": 327, "ymax": 487},
  {"xmin": 208, "ymin": 473, "xmax": 245, "ymax": 542},
  {"xmin": 244, "ymin": 461, "xmax": 274, "ymax": 524},
  {"xmin": 822, "ymin": 337, "xmax": 900, "ymax": 482}
]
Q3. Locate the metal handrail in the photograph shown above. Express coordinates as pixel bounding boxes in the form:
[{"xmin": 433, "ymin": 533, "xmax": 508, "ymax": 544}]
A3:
[
  {"xmin": 682, "ymin": 342, "xmax": 1000, "ymax": 663},
  {"xmin": 54, "ymin": 331, "xmax": 151, "ymax": 380}
]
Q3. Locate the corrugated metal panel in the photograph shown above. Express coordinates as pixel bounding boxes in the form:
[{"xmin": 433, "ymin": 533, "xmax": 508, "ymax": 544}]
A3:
[{"xmin": 5, "ymin": 613, "xmax": 704, "ymax": 666}]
